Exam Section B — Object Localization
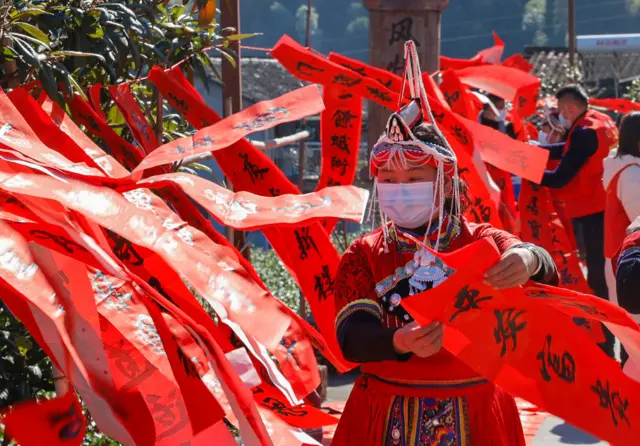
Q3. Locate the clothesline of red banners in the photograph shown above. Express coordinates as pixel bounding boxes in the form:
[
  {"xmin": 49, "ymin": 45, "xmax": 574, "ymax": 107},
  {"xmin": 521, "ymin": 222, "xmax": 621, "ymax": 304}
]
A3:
[{"xmin": 0, "ymin": 33, "xmax": 636, "ymax": 446}]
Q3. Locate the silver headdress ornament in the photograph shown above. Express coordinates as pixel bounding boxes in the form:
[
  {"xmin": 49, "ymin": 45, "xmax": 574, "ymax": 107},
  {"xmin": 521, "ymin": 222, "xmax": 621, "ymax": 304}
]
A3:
[{"xmin": 368, "ymin": 41, "xmax": 461, "ymax": 252}]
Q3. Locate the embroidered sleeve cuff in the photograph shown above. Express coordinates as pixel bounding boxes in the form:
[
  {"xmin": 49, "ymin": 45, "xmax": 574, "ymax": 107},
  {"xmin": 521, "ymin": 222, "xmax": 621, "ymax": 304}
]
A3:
[{"xmin": 335, "ymin": 299, "xmax": 383, "ymax": 332}]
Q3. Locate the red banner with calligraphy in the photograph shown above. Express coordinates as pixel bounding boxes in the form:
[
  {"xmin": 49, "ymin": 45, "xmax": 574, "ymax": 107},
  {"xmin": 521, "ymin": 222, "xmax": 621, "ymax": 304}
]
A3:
[
  {"xmin": 400, "ymin": 237, "xmax": 640, "ymax": 446},
  {"xmin": 1, "ymin": 392, "xmax": 86, "ymax": 446},
  {"xmin": 109, "ymin": 84, "xmax": 159, "ymax": 154},
  {"xmin": 148, "ymin": 66, "xmax": 356, "ymax": 374}
]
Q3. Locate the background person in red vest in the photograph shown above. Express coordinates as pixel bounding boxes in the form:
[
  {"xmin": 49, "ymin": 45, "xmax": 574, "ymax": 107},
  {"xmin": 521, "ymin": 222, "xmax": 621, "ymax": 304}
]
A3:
[{"xmin": 537, "ymin": 84, "xmax": 619, "ymax": 358}]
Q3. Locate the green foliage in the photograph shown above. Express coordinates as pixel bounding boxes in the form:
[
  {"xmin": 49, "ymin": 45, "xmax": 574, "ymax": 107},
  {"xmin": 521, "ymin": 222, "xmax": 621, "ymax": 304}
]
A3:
[
  {"xmin": 624, "ymin": 79, "xmax": 640, "ymax": 102},
  {"xmin": 0, "ymin": 302, "xmax": 55, "ymax": 410}
]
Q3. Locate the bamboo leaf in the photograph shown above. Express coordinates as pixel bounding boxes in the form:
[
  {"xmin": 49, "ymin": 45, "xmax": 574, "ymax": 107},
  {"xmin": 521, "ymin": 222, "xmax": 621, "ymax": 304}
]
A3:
[
  {"xmin": 214, "ymin": 47, "xmax": 235, "ymax": 69},
  {"xmin": 10, "ymin": 9, "xmax": 52, "ymax": 22},
  {"xmin": 225, "ymin": 33, "xmax": 261, "ymax": 41},
  {"xmin": 189, "ymin": 162, "xmax": 212, "ymax": 173},
  {"xmin": 15, "ymin": 23, "xmax": 51, "ymax": 45},
  {"xmin": 51, "ymin": 50, "xmax": 106, "ymax": 63},
  {"xmin": 10, "ymin": 32, "xmax": 51, "ymax": 49}
]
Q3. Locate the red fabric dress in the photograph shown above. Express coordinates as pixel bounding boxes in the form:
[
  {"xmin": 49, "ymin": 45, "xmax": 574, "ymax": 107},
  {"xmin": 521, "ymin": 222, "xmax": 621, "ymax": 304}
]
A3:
[{"xmin": 331, "ymin": 218, "xmax": 526, "ymax": 446}]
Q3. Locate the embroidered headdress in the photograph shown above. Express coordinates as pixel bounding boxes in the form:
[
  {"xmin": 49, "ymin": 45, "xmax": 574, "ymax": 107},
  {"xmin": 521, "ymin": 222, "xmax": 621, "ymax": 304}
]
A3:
[{"xmin": 368, "ymin": 41, "xmax": 461, "ymax": 251}]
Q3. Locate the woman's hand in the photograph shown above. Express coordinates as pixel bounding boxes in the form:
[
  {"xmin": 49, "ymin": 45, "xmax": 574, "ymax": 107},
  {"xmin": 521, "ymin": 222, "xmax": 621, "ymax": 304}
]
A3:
[
  {"xmin": 393, "ymin": 321, "xmax": 444, "ymax": 358},
  {"xmin": 483, "ymin": 247, "xmax": 539, "ymax": 290}
]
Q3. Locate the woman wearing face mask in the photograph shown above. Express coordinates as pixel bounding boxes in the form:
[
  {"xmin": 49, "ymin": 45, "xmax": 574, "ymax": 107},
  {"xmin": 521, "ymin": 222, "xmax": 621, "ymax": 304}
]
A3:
[
  {"xmin": 331, "ymin": 43, "xmax": 559, "ymax": 446},
  {"xmin": 603, "ymin": 112, "xmax": 640, "ymax": 367}
]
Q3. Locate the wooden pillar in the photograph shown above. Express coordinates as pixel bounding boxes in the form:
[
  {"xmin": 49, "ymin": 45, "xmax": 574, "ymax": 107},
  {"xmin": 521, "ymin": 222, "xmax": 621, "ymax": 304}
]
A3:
[
  {"xmin": 221, "ymin": 0, "xmax": 250, "ymax": 261},
  {"xmin": 363, "ymin": 0, "xmax": 449, "ymax": 153}
]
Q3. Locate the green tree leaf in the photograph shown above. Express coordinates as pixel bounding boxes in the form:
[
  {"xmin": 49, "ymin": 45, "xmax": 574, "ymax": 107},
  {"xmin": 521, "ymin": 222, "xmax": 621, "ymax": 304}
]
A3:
[{"xmin": 15, "ymin": 22, "xmax": 51, "ymax": 45}]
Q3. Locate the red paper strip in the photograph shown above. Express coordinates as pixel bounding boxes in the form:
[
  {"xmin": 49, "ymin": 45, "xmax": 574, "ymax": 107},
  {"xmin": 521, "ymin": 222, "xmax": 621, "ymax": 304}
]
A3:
[
  {"xmin": 518, "ymin": 181, "xmax": 592, "ymax": 294},
  {"xmin": 127, "ymin": 174, "xmax": 368, "ymax": 230},
  {"xmin": 461, "ymin": 117, "xmax": 549, "ymax": 182},
  {"xmin": 455, "ymin": 65, "xmax": 540, "ymax": 117},
  {"xmin": 271, "ymin": 35, "xmax": 400, "ymax": 109},
  {"xmin": 132, "ymin": 85, "xmax": 325, "ymax": 175},
  {"xmin": 329, "ymin": 52, "xmax": 403, "ymax": 92},
  {"xmin": 401, "ymin": 238, "xmax": 640, "ymax": 446},
  {"xmin": 315, "ymin": 87, "xmax": 362, "ymax": 192},
  {"xmin": 439, "ymin": 70, "xmax": 479, "ymax": 120},
  {"xmin": 67, "ymin": 93, "xmax": 147, "ymax": 171},
  {"xmin": 2, "ymin": 392, "xmax": 86, "ymax": 446},
  {"xmin": 109, "ymin": 84, "xmax": 159, "ymax": 153},
  {"xmin": 0, "ymin": 171, "xmax": 290, "ymax": 350},
  {"xmin": 88, "ymin": 84, "xmax": 107, "ymax": 119},
  {"xmin": 502, "ymin": 54, "xmax": 534, "ymax": 73},
  {"xmin": 590, "ymin": 98, "xmax": 640, "ymax": 114},
  {"xmin": 149, "ymin": 65, "xmax": 355, "ymax": 373}
]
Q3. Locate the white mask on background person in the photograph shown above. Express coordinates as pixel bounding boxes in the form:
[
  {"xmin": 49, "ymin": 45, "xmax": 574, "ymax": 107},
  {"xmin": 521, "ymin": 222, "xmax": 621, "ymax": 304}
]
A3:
[
  {"xmin": 538, "ymin": 131, "xmax": 548, "ymax": 145},
  {"xmin": 377, "ymin": 181, "xmax": 437, "ymax": 229},
  {"xmin": 559, "ymin": 114, "xmax": 572, "ymax": 129}
]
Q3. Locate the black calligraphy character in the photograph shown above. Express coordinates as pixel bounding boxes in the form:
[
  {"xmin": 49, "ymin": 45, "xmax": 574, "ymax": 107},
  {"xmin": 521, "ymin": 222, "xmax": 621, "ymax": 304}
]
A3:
[
  {"xmin": 342, "ymin": 64, "xmax": 366, "ymax": 77},
  {"xmin": 450, "ymin": 285, "xmax": 492, "ymax": 322},
  {"xmin": 233, "ymin": 107, "xmax": 289, "ymax": 131},
  {"xmin": 550, "ymin": 228, "xmax": 561, "ymax": 246},
  {"xmin": 201, "ymin": 118, "xmax": 211, "ymax": 127},
  {"xmin": 262, "ymin": 398, "xmax": 307, "ymax": 416},
  {"xmin": 537, "ymin": 335, "xmax": 576, "ymax": 383},
  {"xmin": 525, "ymin": 289, "xmax": 552, "ymax": 299},
  {"xmin": 167, "ymin": 93, "xmax": 189, "ymax": 114},
  {"xmin": 296, "ymin": 61, "xmax": 324, "ymax": 77},
  {"xmin": 366, "ymin": 86, "xmax": 392, "ymax": 103},
  {"xmin": 107, "ymin": 230, "xmax": 144, "ymax": 266},
  {"xmin": 444, "ymin": 91, "xmax": 460, "ymax": 105},
  {"xmin": 507, "ymin": 150, "xmax": 528, "ymax": 171},
  {"xmin": 527, "ymin": 219, "xmax": 541, "ymax": 240},
  {"xmin": 331, "ymin": 156, "xmax": 350, "ymax": 176},
  {"xmin": 327, "ymin": 178, "xmax": 342, "ymax": 187},
  {"xmin": 562, "ymin": 301, "xmax": 607, "ymax": 319},
  {"xmin": 560, "ymin": 267, "xmax": 578, "ymax": 285},
  {"xmin": 338, "ymin": 92, "xmax": 354, "ymax": 100},
  {"xmin": 175, "ymin": 144, "xmax": 187, "ymax": 154},
  {"xmin": 386, "ymin": 54, "xmax": 405, "ymax": 76},
  {"xmin": 147, "ymin": 392, "xmax": 189, "ymax": 440},
  {"xmin": 279, "ymin": 337, "xmax": 301, "ymax": 368},
  {"xmin": 49, "ymin": 401, "xmax": 83, "ymax": 440},
  {"xmin": 591, "ymin": 379, "xmax": 631, "ymax": 427},
  {"xmin": 333, "ymin": 109, "xmax": 357, "ymax": 129},
  {"xmin": 295, "ymin": 227, "xmax": 319, "ymax": 260},
  {"xmin": 573, "ymin": 316, "xmax": 592, "ymax": 331},
  {"xmin": 458, "ymin": 167, "xmax": 469, "ymax": 176},
  {"xmin": 104, "ymin": 340, "xmax": 142, "ymax": 379},
  {"xmin": 239, "ymin": 152, "xmax": 270, "ymax": 184},
  {"xmin": 518, "ymin": 96, "xmax": 528, "ymax": 111},
  {"xmin": 80, "ymin": 113, "xmax": 100, "ymax": 131},
  {"xmin": 29, "ymin": 230, "xmax": 83, "ymax": 254},
  {"xmin": 530, "ymin": 182, "xmax": 541, "ymax": 192},
  {"xmin": 526, "ymin": 196, "xmax": 539, "ymax": 216},
  {"xmin": 451, "ymin": 125, "xmax": 469, "ymax": 145},
  {"xmin": 378, "ymin": 78, "xmax": 393, "ymax": 88},
  {"xmin": 192, "ymin": 136, "xmax": 214, "ymax": 148},
  {"xmin": 331, "ymin": 135, "xmax": 351, "ymax": 154},
  {"xmin": 131, "ymin": 112, "xmax": 151, "ymax": 142},
  {"xmin": 432, "ymin": 110, "xmax": 445, "ymax": 122},
  {"xmin": 314, "ymin": 264, "xmax": 335, "ymax": 301},
  {"xmin": 493, "ymin": 309, "xmax": 527, "ymax": 357},
  {"xmin": 268, "ymin": 187, "xmax": 281, "ymax": 197},
  {"xmin": 332, "ymin": 74, "xmax": 361, "ymax": 87},
  {"xmin": 470, "ymin": 198, "xmax": 492, "ymax": 223},
  {"xmin": 389, "ymin": 17, "xmax": 419, "ymax": 46}
]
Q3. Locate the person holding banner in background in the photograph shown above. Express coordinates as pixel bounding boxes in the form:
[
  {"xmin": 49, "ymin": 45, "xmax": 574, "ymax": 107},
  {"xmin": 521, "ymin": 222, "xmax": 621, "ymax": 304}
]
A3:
[
  {"xmin": 536, "ymin": 84, "xmax": 619, "ymax": 359},
  {"xmin": 331, "ymin": 42, "xmax": 559, "ymax": 446}
]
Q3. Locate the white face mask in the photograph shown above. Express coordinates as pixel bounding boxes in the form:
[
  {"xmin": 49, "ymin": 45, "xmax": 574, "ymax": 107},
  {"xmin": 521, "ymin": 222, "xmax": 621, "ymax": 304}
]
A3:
[
  {"xmin": 559, "ymin": 114, "xmax": 572, "ymax": 129},
  {"xmin": 377, "ymin": 181, "xmax": 437, "ymax": 229},
  {"xmin": 538, "ymin": 131, "xmax": 548, "ymax": 145}
]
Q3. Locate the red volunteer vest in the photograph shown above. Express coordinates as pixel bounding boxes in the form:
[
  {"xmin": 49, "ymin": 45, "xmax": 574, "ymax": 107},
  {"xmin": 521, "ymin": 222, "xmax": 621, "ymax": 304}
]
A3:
[
  {"xmin": 557, "ymin": 110, "xmax": 618, "ymax": 219},
  {"xmin": 604, "ymin": 163, "xmax": 638, "ymax": 258}
]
